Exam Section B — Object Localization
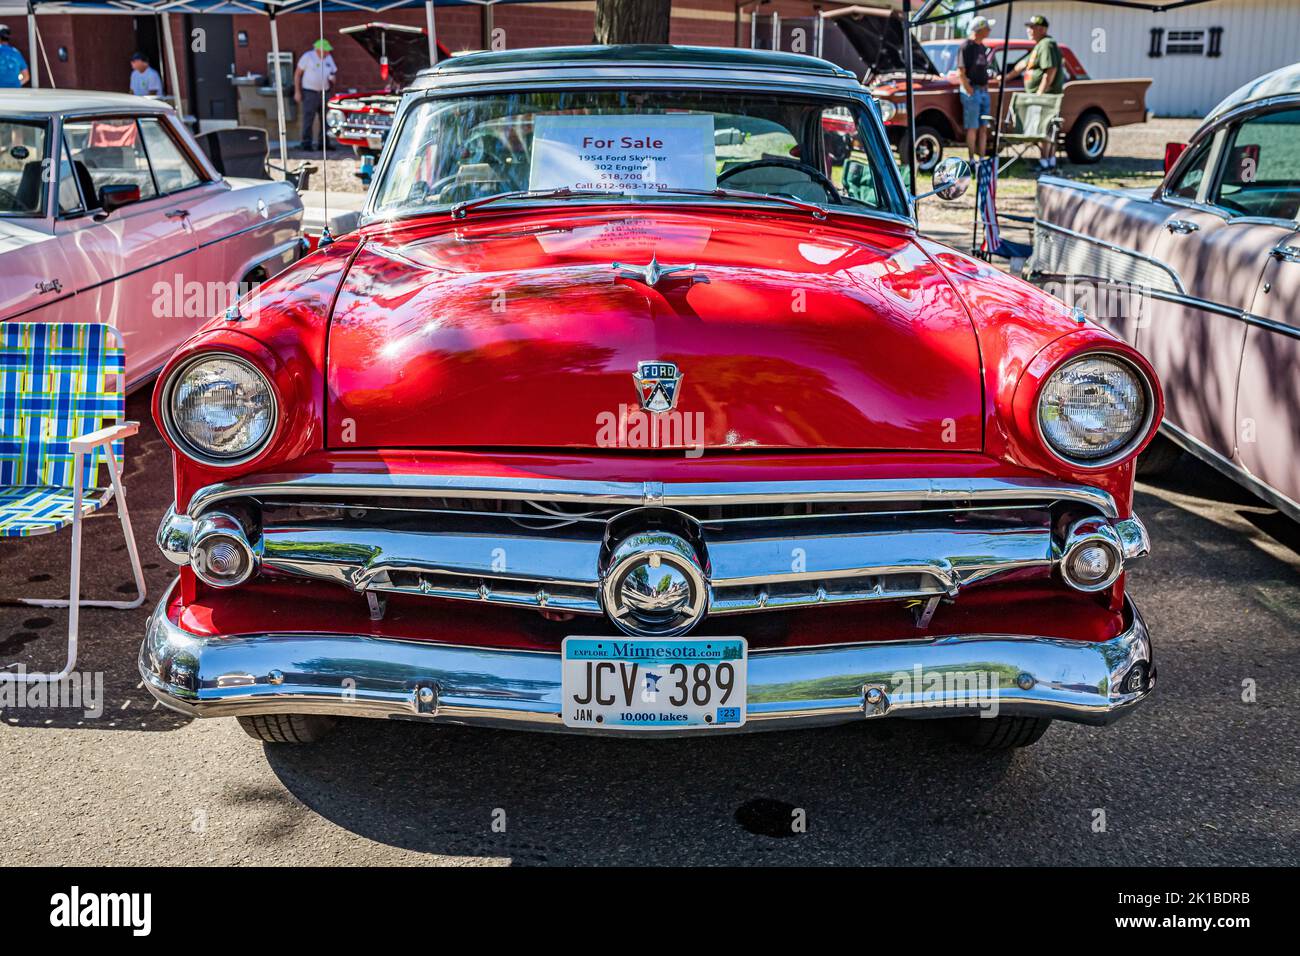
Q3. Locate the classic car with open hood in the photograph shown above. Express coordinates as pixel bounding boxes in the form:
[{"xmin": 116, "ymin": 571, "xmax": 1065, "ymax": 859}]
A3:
[
  {"xmin": 141, "ymin": 46, "xmax": 1161, "ymax": 750},
  {"xmin": 326, "ymin": 22, "xmax": 450, "ymax": 155}
]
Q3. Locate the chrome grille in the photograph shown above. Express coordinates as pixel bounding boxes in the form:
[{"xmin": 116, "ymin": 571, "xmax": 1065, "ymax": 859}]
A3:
[{"xmin": 159, "ymin": 475, "xmax": 1134, "ymax": 630}]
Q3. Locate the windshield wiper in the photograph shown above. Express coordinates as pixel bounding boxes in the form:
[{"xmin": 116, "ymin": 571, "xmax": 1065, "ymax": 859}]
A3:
[
  {"xmin": 451, "ymin": 185, "xmax": 829, "ymax": 221},
  {"xmin": 643, "ymin": 186, "xmax": 829, "ymax": 220},
  {"xmin": 451, "ymin": 188, "xmax": 616, "ymax": 219}
]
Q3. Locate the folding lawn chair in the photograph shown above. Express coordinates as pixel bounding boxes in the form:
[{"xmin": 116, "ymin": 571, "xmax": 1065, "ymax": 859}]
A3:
[
  {"xmin": 0, "ymin": 323, "xmax": 145, "ymax": 682},
  {"xmin": 996, "ymin": 92, "xmax": 1064, "ymax": 175}
]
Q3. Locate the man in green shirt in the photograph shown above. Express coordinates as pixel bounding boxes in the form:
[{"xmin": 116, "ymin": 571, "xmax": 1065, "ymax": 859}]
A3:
[{"xmin": 1012, "ymin": 14, "xmax": 1064, "ymax": 170}]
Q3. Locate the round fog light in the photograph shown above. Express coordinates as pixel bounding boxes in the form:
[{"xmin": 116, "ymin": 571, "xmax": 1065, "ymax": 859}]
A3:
[
  {"xmin": 190, "ymin": 513, "xmax": 257, "ymax": 588},
  {"xmin": 1062, "ymin": 540, "xmax": 1121, "ymax": 592}
]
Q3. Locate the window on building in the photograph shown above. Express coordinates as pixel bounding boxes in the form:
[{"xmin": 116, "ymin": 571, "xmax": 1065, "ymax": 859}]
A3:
[{"xmin": 1165, "ymin": 29, "xmax": 1207, "ymax": 55}]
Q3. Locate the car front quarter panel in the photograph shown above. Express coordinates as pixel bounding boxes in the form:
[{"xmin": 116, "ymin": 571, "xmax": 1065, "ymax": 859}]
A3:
[
  {"xmin": 920, "ymin": 238, "xmax": 1162, "ymax": 518},
  {"xmin": 152, "ymin": 236, "xmax": 361, "ymax": 512}
]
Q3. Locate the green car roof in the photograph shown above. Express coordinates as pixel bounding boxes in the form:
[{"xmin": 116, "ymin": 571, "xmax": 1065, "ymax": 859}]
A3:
[{"xmin": 427, "ymin": 44, "xmax": 856, "ymax": 80}]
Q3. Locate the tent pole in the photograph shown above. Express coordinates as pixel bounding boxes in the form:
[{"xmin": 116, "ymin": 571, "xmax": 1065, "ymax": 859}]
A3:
[
  {"xmin": 26, "ymin": 2, "xmax": 38, "ymax": 88},
  {"xmin": 902, "ymin": 0, "xmax": 917, "ymax": 201},
  {"xmin": 425, "ymin": 0, "xmax": 437, "ymax": 63},
  {"xmin": 268, "ymin": 9, "xmax": 289, "ymax": 177},
  {"xmin": 979, "ymin": 0, "xmax": 1015, "ymax": 256},
  {"xmin": 160, "ymin": 12, "xmax": 183, "ymax": 117},
  {"xmin": 990, "ymin": 0, "xmax": 1013, "ymax": 161}
]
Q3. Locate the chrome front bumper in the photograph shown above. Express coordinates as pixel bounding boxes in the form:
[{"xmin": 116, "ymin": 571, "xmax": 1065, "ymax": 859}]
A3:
[{"xmin": 140, "ymin": 583, "xmax": 1154, "ymax": 734}]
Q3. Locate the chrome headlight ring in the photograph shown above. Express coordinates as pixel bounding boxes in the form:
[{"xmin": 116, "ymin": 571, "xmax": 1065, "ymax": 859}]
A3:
[
  {"xmin": 161, "ymin": 352, "xmax": 278, "ymax": 467},
  {"xmin": 1036, "ymin": 352, "xmax": 1155, "ymax": 469}
]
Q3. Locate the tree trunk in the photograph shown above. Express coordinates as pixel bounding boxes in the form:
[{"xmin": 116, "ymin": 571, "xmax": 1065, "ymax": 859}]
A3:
[{"xmin": 593, "ymin": 0, "xmax": 673, "ymax": 45}]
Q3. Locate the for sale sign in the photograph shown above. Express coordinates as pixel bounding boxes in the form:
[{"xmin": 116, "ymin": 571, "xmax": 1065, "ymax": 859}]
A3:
[{"xmin": 528, "ymin": 114, "xmax": 717, "ymax": 193}]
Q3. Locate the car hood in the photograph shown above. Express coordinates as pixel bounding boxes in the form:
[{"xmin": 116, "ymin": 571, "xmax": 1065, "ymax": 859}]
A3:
[
  {"xmin": 325, "ymin": 209, "xmax": 984, "ymax": 452},
  {"xmin": 339, "ymin": 22, "xmax": 449, "ymax": 88},
  {"xmin": 827, "ymin": 9, "xmax": 942, "ymax": 82}
]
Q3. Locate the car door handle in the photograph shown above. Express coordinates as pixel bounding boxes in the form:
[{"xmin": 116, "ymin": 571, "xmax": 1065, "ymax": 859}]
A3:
[
  {"xmin": 165, "ymin": 208, "xmax": 190, "ymax": 219},
  {"xmin": 1165, "ymin": 219, "xmax": 1199, "ymax": 234},
  {"xmin": 1270, "ymin": 244, "xmax": 1300, "ymax": 263}
]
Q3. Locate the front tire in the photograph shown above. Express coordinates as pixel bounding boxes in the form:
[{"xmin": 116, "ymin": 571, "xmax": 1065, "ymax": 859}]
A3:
[
  {"xmin": 900, "ymin": 125, "xmax": 944, "ymax": 174},
  {"xmin": 1066, "ymin": 112, "xmax": 1109, "ymax": 164},
  {"xmin": 1137, "ymin": 432, "xmax": 1184, "ymax": 477},
  {"xmin": 237, "ymin": 714, "xmax": 337, "ymax": 744},
  {"xmin": 948, "ymin": 715, "xmax": 1053, "ymax": 750}
]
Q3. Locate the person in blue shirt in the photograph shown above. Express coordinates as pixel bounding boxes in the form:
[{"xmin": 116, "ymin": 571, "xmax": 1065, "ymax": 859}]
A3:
[{"xmin": 0, "ymin": 25, "xmax": 30, "ymax": 88}]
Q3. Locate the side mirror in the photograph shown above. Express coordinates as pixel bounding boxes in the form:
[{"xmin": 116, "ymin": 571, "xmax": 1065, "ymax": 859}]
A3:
[
  {"xmin": 914, "ymin": 157, "xmax": 972, "ymax": 203},
  {"xmin": 1164, "ymin": 142, "xmax": 1188, "ymax": 174},
  {"xmin": 96, "ymin": 183, "xmax": 141, "ymax": 218}
]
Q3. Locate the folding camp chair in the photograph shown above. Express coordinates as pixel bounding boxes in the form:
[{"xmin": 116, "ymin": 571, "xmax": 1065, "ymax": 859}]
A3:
[
  {"xmin": 0, "ymin": 323, "xmax": 145, "ymax": 682},
  {"xmin": 996, "ymin": 92, "xmax": 1064, "ymax": 174}
]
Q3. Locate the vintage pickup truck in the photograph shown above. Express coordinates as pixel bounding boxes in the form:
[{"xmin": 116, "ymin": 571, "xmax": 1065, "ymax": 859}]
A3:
[
  {"xmin": 845, "ymin": 12, "xmax": 1150, "ymax": 172},
  {"xmin": 140, "ymin": 45, "xmax": 1160, "ymax": 752}
]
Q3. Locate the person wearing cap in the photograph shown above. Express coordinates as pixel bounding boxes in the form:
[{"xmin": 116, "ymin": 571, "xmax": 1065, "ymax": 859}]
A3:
[
  {"xmin": 129, "ymin": 52, "xmax": 163, "ymax": 97},
  {"xmin": 294, "ymin": 39, "xmax": 338, "ymax": 151},
  {"xmin": 0, "ymin": 25, "xmax": 30, "ymax": 89},
  {"xmin": 958, "ymin": 16, "xmax": 993, "ymax": 160},
  {"xmin": 1012, "ymin": 15, "xmax": 1064, "ymax": 169}
]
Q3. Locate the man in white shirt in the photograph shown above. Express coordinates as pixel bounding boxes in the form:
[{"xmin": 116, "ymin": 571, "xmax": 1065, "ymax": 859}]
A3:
[
  {"xmin": 129, "ymin": 52, "xmax": 163, "ymax": 97},
  {"xmin": 294, "ymin": 39, "xmax": 337, "ymax": 150}
]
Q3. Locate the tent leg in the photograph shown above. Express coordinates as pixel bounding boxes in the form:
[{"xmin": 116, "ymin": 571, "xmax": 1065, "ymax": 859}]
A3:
[
  {"xmin": 269, "ymin": 11, "xmax": 289, "ymax": 177},
  {"xmin": 26, "ymin": 6, "xmax": 39, "ymax": 88},
  {"xmin": 160, "ymin": 12, "xmax": 184, "ymax": 117},
  {"xmin": 902, "ymin": 0, "xmax": 917, "ymax": 203},
  {"xmin": 425, "ymin": 0, "xmax": 437, "ymax": 63}
]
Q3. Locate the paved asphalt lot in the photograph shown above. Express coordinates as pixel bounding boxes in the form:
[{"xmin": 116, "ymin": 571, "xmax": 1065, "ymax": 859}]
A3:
[{"xmin": 1, "ymin": 389, "xmax": 1297, "ymax": 867}]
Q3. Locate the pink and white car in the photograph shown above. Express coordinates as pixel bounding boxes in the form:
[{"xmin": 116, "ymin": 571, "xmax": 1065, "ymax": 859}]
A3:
[{"xmin": 0, "ymin": 90, "xmax": 304, "ymax": 389}]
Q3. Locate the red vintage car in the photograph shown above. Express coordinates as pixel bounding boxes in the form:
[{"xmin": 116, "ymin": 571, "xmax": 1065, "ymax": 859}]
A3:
[
  {"xmin": 325, "ymin": 22, "xmax": 451, "ymax": 155},
  {"xmin": 141, "ymin": 46, "xmax": 1161, "ymax": 750}
]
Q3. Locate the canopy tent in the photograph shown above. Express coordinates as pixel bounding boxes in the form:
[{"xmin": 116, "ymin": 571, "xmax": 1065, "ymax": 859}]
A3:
[{"xmin": 19, "ymin": 0, "xmax": 565, "ymax": 175}]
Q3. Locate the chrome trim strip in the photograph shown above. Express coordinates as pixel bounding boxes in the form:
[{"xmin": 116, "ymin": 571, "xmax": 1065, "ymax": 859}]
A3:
[
  {"xmin": 1031, "ymin": 218, "xmax": 1186, "ymax": 293},
  {"xmin": 140, "ymin": 580, "xmax": 1154, "ymax": 732},
  {"xmin": 184, "ymin": 474, "xmax": 1121, "ymax": 519}
]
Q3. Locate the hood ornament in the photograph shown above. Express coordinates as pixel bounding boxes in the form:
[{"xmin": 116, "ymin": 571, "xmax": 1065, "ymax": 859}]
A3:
[
  {"xmin": 633, "ymin": 361, "xmax": 682, "ymax": 413},
  {"xmin": 612, "ymin": 254, "xmax": 707, "ymax": 287}
]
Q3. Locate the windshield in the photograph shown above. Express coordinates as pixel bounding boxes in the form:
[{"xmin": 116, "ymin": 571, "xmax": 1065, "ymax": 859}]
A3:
[
  {"xmin": 0, "ymin": 118, "xmax": 49, "ymax": 217},
  {"xmin": 371, "ymin": 88, "xmax": 900, "ymax": 218},
  {"xmin": 922, "ymin": 42, "xmax": 960, "ymax": 75}
]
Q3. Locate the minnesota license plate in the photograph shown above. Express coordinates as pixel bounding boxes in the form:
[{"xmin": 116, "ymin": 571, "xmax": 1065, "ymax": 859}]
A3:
[{"xmin": 561, "ymin": 637, "xmax": 747, "ymax": 731}]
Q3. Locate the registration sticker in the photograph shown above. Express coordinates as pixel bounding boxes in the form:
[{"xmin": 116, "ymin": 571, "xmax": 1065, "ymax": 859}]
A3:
[{"xmin": 561, "ymin": 636, "xmax": 746, "ymax": 731}]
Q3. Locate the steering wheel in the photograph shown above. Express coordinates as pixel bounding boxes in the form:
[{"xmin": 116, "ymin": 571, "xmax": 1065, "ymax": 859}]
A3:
[{"xmin": 717, "ymin": 158, "xmax": 842, "ymax": 204}]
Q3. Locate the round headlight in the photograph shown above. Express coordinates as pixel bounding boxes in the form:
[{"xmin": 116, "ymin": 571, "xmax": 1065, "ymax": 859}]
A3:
[
  {"xmin": 166, "ymin": 355, "xmax": 275, "ymax": 463},
  {"xmin": 875, "ymin": 97, "xmax": 898, "ymax": 123},
  {"xmin": 1038, "ymin": 354, "xmax": 1151, "ymax": 466},
  {"xmin": 326, "ymin": 109, "xmax": 344, "ymax": 131}
]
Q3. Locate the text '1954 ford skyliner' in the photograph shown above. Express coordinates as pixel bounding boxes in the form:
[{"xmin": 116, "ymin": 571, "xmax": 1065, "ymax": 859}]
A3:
[{"xmin": 141, "ymin": 45, "xmax": 1162, "ymax": 750}]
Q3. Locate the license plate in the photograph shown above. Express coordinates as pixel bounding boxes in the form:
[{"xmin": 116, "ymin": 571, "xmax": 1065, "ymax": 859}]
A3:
[{"xmin": 561, "ymin": 637, "xmax": 747, "ymax": 731}]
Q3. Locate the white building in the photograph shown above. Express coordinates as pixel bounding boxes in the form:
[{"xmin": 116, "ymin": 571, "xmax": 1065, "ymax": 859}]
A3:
[{"xmin": 973, "ymin": 0, "xmax": 1300, "ymax": 116}]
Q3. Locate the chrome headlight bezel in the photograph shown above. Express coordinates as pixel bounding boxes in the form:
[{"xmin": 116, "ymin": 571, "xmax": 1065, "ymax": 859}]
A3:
[
  {"xmin": 161, "ymin": 352, "xmax": 278, "ymax": 467},
  {"xmin": 874, "ymin": 97, "xmax": 898, "ymax": 123},
  {"xmin": 1036, "ymin": 352, "xmax": 1154, "ymax": 469}
]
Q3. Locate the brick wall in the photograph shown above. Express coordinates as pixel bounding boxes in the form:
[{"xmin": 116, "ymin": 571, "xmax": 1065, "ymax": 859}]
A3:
[{"xmin": 27, "ymin": 1, "xmax": 833, "ymax": 99}]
